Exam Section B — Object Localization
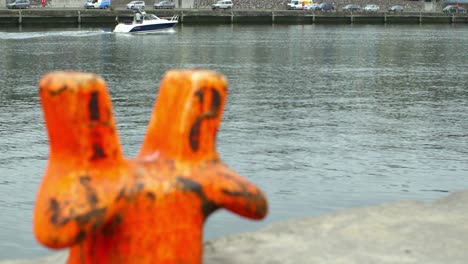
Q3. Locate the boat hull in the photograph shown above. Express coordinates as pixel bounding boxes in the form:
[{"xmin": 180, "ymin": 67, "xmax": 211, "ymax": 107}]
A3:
[{"xmin": 113, "ymin": 21, "xmax": 177, "ymax": 33}]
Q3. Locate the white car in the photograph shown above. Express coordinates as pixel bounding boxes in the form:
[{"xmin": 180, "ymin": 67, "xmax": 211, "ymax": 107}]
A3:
[
  {"xmin": 287, "ymin": 1, "xmax": 309, "ymax": 10},
  {"xmin": 127, "ymin": 0, "xmax": 145, "ymax": 9},
  {"xmin": 212, "ymin": 0, "xmax": 232, "ymax": 10},
  {"xmin": 305, "ymin": 3, "xmax": 319, "ymax": 10},
  {"xmin": 364, "ymin": 4, "xmax": 379, "ymax": 11},
  {"xmin": 154, "ymin": 0, "xmax": 175, "ymax": 9}
]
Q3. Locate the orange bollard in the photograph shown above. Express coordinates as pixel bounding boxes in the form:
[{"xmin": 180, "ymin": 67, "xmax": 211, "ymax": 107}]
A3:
[{"xmin": 33, "ymin": 70, "xmax": 268, "ymax": 263}]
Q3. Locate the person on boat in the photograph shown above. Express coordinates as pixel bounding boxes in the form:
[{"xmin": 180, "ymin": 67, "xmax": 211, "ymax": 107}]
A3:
[{"xmin": 135, "ymin": 11, "xmax": 142, "ymax": 24}]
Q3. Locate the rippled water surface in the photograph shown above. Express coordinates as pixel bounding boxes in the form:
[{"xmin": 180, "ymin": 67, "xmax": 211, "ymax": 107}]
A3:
[{"xmin": 0, "ymin": 24, "xmax": 468, "ymax": 260}]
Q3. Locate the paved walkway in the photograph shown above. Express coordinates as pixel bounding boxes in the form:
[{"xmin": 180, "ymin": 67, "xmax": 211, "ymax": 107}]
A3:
[
  {"xmin": 2, "ymin": 189, "xmax": 468, "ymax": 264},
  {"xmin": 205, "ymin": 190, "xmax": 468, "ymax": 264}
]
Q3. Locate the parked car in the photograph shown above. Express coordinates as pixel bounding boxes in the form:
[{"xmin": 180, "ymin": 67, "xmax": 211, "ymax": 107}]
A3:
[
  {"xmin": 84, "ymin": 0, "xmax": 110, "ymax": 9},
  {"xmin": 126, "ymin": 0, "xmax": 145, "ymax": 9},
  {"xmin": 212, "ymin": 0, "xmax": 232, "ymax": 10},
  {"xmin": 342, "ymin": 4, "xmax": 361, "ymax": 12},
  {"xmin": 6, "ymin": 0, "xmax": 30, "ymax": 9},
  {"xmin": 317, "ymin": 3, "xmax": 335, "ymax": 11},
  {"xmin": 154, "ymin": 0, "xmax": 174, "ymax": 9},
  {"xmin": 287, "ymin": 0, "xmax": 310, "ymax": 10},
  {"xmin": 287, "ymin": 1, "xmax": 299, "ymax": 9},
  {"xmin": 389, "ymin": 5, "xmax": 403, "ymax": 12},
  {"xmin": 364, "ymin": 4, "xmax": 379, "ymax": 11},
  {"xmin": 442, "ymin": 5, "xmax": 466, "ymax": 13},
  {"xmin": 305, "ymin": 3, "xmax": 319, "ymax": 10}
]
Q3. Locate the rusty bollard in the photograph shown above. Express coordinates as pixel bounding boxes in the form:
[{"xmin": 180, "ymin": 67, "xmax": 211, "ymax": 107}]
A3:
[{"xmin": 33, "ymin": 70, "xmax": 268, "ymax": 263}]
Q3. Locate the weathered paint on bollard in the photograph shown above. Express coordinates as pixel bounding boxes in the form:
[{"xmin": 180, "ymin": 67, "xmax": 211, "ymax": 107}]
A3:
[{"xmin": 33, "ymin": 70, "xmax": 268, "ymax": 263}]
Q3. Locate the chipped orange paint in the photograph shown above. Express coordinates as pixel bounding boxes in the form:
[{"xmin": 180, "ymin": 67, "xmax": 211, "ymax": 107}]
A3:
[{"xmin": 33, "ymin": 70, "xmax": 268, "ymax": 263}]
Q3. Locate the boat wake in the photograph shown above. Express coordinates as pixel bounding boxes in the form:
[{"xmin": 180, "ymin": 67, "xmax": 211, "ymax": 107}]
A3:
[{"xmin": 0, "ymin": 30, "xmax": 110, "ymax": 40}]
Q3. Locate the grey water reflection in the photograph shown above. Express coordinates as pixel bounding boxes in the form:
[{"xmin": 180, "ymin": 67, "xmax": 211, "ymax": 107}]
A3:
[{"xmin": 0, "ymin": 24, "xmax": 468, "ymax": 260}]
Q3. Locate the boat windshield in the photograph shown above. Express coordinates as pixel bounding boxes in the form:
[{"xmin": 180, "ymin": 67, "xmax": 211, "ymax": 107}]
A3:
[{"xmin": 143, "ymin": 14, "xmax": 161, "ymax": 21}]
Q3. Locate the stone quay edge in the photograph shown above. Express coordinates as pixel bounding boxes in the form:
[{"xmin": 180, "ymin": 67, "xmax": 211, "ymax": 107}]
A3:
[{"xmin": 1, "ymin": 189, "xmax": 468, "ymax": 264}]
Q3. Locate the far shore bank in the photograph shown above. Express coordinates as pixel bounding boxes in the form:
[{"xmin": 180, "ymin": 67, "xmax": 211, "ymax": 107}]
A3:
[
  {"xmin": 1, "ymin": 189, "xmax": 468, "ymax": 264},
  {"xmin": 0, "ymin": 9, "xmax": 467, "ymax": 25}
]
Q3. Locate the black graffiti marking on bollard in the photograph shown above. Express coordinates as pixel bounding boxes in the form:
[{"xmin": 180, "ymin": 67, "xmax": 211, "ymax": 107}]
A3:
[
  {"xmin": 88, "ymin": 91, "xmax": 108, "ymax": 160},
  {"xmin": 189, "ymin": 88, "xmax": 221, "ymax": 152},
  {"xmin": 91, "ymin": 143, "xmax": 107, "ymax": 160},
  {"xmin": 89, "ymin": 91, "xmax": 100, "ymax": 121},
  {"xmin": 176, "ymin": 176, "xmax": 218, "ymax": 218}
]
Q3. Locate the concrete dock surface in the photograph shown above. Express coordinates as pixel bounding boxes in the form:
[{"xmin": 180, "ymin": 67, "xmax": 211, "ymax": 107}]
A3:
[{"xmin": 2, "ymin": 189, "xmax": 468, "ymax": 263}]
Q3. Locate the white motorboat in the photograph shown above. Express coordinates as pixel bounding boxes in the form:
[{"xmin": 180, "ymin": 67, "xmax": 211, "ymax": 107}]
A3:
[{"xmin": 113, "ymin": 11, "xmax": 178, "ymax": 33}]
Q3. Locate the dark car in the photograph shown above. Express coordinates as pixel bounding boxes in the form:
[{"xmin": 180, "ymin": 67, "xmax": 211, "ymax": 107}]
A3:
[
  {"xmin": 342, "ymin": 4, "xmax": 361, "ymax": 11},
  {"xmin": 317, "ymin": 3, "xmax": 334, "ymax": 11},
  {"xmin": 154, "ymin": 0, "xmax": 175, "ymax": 9},
  {"xmin": 6, "ymin": 0, "xmax": 30, "ymax": 8},
  {"xmin": 443, "ymin": 5, "xmax": 466, "ymax": 13},
  {"xmin": 389, "ymin": 5, "xmax": 403, "ymax": 12}
]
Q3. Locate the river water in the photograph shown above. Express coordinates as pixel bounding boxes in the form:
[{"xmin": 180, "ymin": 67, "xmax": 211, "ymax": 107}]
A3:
[{"xmin": 0, "ymin": 24, "xmax": 467, "ymax": 260}]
